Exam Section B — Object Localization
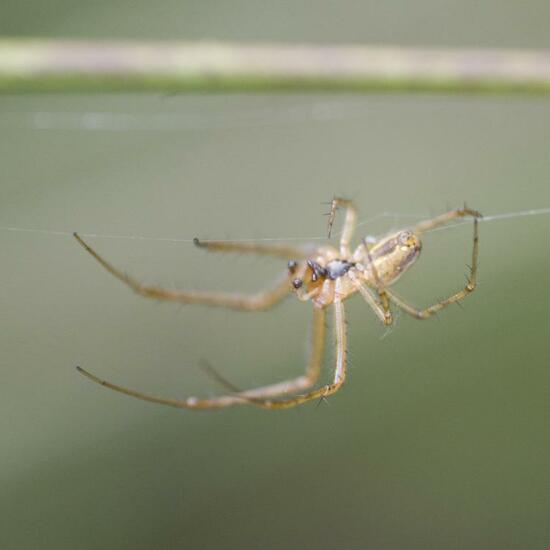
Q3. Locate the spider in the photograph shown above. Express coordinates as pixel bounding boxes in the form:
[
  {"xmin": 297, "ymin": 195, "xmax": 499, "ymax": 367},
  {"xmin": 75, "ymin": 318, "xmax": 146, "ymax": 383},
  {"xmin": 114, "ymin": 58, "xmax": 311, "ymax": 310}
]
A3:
[{"xmin": 74, "ymin": 198, "xmax": 481, "ymax": 410}]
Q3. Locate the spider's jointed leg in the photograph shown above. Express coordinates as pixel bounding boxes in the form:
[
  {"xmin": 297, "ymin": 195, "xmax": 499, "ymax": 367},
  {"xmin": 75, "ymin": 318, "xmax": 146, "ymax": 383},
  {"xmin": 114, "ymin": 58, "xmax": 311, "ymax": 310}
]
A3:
[
  {"xmin": 76, "ymin": 305, "xmax": 327, "ymax": 409},
  {"xmin": 241, "ymin": 280, "xmax": 348, "ymax": 409},
  {"xmin": 390, "ymin": 211, "xmax": 481, "ymax": 319},
  {"xmin": 327, "ymin": 197, "xmax": 358, "ymax": 257},
  {"xmin": 201, "ymin": 305, "xmax": 327, "ymax": 401},
  {"xmin": 414, "ymin": 206, "xmax": 482, "ymax": 234},
  {"xmin": 363, "ymin": 237, "xmax": 392, "ymax": 324},
  {"xmin": 193, "ymin": 238, "xmax": 309, "ymax": 260},
  {"xmin": 349, "ymin": 271, "xmax": 393, "ymax": 326},
  {"xmin": 74, "ymin": 233, "xmax": 291, "ymax": 312}
]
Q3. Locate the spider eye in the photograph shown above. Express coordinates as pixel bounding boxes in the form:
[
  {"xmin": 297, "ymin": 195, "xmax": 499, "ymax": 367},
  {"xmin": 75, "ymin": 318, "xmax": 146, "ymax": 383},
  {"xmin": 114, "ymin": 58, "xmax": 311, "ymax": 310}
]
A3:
[
  {"xmin": 292, "ymin": 278, "xmax": 303, "ymax": 289},
  {"xmin": 287, "ymin": 260, "xmax": 298, "ymax": 273}
]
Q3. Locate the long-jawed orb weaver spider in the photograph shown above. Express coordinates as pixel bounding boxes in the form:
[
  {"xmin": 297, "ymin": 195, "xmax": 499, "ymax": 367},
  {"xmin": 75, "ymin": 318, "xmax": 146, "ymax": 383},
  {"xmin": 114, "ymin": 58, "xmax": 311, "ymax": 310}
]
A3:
[{"xmin": 74, "ymin": 198, "xmax": 481, "ymax": 410}]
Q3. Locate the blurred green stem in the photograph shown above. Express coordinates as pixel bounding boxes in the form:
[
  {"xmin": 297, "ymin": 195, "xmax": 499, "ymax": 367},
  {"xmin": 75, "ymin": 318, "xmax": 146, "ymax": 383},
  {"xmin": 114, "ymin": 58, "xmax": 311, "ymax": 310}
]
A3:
[{"xmin": 1, "ymin": 39, "xmax": 550, "ymax": 94}]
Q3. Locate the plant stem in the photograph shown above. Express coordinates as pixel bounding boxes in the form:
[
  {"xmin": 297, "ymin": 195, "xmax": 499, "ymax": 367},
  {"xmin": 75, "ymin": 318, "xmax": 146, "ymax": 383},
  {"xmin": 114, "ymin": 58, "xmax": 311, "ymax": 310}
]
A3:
[{"xmin": 1, "ymin": 39, "xmax": 550, "ymax": 94}]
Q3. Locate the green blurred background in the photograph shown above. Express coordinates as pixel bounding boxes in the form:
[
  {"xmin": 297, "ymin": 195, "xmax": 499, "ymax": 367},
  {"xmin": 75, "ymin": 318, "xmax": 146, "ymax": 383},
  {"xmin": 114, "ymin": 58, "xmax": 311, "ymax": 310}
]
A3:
[{"xmin": 1, "ymin": 2, "xmax": 550, "ymax": 549}]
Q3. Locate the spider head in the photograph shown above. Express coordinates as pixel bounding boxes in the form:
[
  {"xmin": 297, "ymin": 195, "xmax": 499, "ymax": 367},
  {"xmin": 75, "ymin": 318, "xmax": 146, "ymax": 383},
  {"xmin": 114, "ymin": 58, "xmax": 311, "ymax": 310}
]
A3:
[
  {"xmin": 288, "ymin": 261, "xmax": 309, "ymax": 291},
  {"xmin": 288, "ymin": 261, "xmax": 306, "ymax": 290},
  {"xmin": 289, "ymin": 258, "xmax": 328, "ymax": 301}
]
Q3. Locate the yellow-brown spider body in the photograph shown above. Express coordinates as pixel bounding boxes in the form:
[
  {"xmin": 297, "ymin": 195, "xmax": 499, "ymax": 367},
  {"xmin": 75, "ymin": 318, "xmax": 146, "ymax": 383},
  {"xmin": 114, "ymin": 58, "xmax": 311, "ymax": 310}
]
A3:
[
  {"xmin": 74, "ymin": 199, "xmax": 481, "ymax": 410},
  {"xmin": 292, "ymin": 230, "xmax": 422, "ymax": 308},
  {"xmin": 362, "ymin": 230, "xmax": 422, "ymax": 285}
]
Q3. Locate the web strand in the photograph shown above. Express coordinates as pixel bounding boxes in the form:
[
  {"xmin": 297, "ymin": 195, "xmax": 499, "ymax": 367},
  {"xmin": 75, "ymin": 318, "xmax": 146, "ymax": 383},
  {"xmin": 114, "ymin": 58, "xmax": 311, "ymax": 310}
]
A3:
[
  {"xmin": 422, "ymin": 207, "xmax": 550, "ymax": 235},
  {"xmin": 0, "ymin": 207, "xmax": 549, "ymax": 244}
]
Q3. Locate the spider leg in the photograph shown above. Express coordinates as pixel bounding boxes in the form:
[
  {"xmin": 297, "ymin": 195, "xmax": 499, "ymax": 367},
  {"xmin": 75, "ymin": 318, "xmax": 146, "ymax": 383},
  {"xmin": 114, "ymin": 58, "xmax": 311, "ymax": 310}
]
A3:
[
  {"xmin": 241, "ymin": 279, "xmax": 348, "ymax": 409},
  {"xmin": 387, "ymin": 216, "xmax": 480, "ymax": 319},
  {"xmin": 414, "ymin": 206, "xmax": 482, "ymax": 234},
  {"xmin": 327, "ymin": 197, "xmax": 358, "ymax": 256},
  {"xmin": 77, "ymin": 366, "xmax": 240, "ymax": 409},
  {"xmin": 74, "ymin": 233, "xmax": 291, "ymax": 311},
  {"xmin": 76, "ymin": 306, "xmax": 327, "ymax": 409},
  {"xmin": 363, "ymin": 237, "xmax": 391, "ymax": 322},
  {"xmin": 201, "ymin": 305, "xmax": 326, "ymax": 400},
  {"xmin": 193, "ymin": 238, "xmax": 310, "ymax": 259},
  {"xmin": 348, "ymin": 271, "xmax": 393, "ymax": 325}
]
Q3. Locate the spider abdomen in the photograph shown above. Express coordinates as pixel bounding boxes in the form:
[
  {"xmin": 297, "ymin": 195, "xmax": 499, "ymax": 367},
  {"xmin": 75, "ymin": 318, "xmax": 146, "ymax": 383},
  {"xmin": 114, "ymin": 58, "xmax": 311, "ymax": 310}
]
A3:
[{"xmin": 358, "ymin": 230, "xmax": 422, "ymax": 286}]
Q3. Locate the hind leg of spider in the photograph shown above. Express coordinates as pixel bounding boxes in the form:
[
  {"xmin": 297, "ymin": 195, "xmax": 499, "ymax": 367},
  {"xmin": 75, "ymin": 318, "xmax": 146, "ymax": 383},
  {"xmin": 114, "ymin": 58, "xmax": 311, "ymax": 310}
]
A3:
[
  {"xmin": 193, "ymin": 238, "xmax": 310, "ymax": 260},
  {"xmin": 200, "ymin": 305, "xmax": 327, "ymax": 401},
  {"xmin": 76, "ymin": 306, "xmax": 327, "ymax": 409},
  {"xmin": 241, "ymin": 281, "xmax": 348, "ymax": 410},
  {"xmin": 74, "ymin": 233, "xmax": 291, "ymax": 311},
  {"xmin": 387, "ymin": 217, "xmax": 480, "ymax": 319}
]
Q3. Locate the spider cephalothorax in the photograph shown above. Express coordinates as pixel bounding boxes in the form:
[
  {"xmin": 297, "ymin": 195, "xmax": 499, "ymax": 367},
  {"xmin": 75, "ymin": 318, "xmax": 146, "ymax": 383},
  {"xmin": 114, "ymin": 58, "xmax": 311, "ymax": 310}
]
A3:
[
  {"xmin": 74, "ymin": 198, "xmax": 481, "ymax": 410},
  {"xmin": 288, "ymin": 226, "xmax": 423, "ymax": 309}
]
